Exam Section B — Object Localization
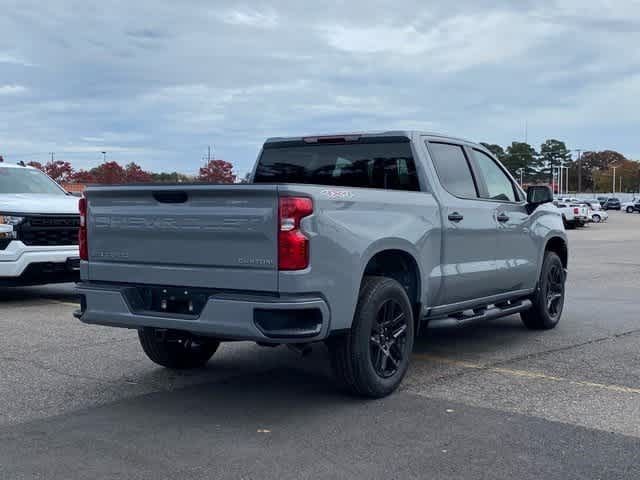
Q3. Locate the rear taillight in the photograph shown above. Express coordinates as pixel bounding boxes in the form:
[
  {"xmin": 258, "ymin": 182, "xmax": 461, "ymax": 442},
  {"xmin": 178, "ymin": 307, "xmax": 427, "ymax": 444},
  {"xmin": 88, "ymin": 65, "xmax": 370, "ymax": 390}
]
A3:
[
  {"xmin": 78, "ymin": 197, "xmax": 88, "ymax": 261},
  {"xmin": 573, "ymin": 207, "xmax": 579, "ymax": 214},
  {"xmin": 278, "ymin": 196, "xmax": 313, "ymax": 270}
]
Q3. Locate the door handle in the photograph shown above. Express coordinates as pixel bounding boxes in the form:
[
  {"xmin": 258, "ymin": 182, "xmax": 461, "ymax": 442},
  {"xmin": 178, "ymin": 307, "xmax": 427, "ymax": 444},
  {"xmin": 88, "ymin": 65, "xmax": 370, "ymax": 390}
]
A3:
[
  {"xmin": 448, "ymin": 212, "xmax": 464, "ymax": 222},
  {"xmin": 497, "ymin": 212, "xmax": 509, "ymax": 222}
]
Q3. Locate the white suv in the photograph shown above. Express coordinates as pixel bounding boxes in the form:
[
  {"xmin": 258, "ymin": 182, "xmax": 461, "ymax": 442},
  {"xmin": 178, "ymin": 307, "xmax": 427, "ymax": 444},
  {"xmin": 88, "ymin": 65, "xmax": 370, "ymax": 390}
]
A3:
[{"xmin": 0, "ymin": 163, "xmax": 80, "ymax": 286}]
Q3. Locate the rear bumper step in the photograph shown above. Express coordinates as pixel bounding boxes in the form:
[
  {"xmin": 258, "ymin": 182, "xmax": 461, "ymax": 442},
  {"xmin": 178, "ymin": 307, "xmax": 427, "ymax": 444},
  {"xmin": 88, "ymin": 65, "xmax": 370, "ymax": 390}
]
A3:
[
  {"xmin": 427, "ymin": 299, "xmax": 532, "ymax": 329},
  {"xmin": 75, "ymin": 282, "xmax": 330, "ymax": 343}
]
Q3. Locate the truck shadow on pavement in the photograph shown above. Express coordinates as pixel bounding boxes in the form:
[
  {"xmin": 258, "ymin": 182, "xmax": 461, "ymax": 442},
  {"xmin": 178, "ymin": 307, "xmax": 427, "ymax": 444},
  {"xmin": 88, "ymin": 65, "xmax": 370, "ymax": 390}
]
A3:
[
  {"xmin": 123, "ymin": 315, "xmax": 531, "ymax": 402},
  {"xmin": 413, "ymin": 315, "xmax": 532, "ymax": 357},
  {"xmin": 0, "ymin": 283, "xmax": 79, "ymax": 304}
]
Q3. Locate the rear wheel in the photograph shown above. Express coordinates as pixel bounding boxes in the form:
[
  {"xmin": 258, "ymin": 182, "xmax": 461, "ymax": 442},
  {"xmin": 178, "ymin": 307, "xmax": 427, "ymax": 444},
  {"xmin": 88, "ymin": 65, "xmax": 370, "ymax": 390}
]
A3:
[
  {"xmin": 328, "ymin": 276, "xmax": 414, "ymax": 398},
  {"xmin": 138, "ymin": 328, "xmax": 219, "ymax": 369},
  {"xmin": 627, "ymin": 207, "xmax": 634, "ymax": 213},
  {"xmin": 592, "ymin": 214, "xmax": 601, "ymax": 223},
  {"xmin": 521, "ymin": 252, "xmax": 565, "ymax": 330}
]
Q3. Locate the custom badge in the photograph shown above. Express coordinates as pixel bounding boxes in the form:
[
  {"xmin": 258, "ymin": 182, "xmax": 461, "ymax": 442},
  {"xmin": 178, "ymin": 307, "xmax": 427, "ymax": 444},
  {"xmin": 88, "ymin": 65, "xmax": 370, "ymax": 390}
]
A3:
[{"xmin": 320, "ymin": 189, "xmax": 354, "ymax": 200}]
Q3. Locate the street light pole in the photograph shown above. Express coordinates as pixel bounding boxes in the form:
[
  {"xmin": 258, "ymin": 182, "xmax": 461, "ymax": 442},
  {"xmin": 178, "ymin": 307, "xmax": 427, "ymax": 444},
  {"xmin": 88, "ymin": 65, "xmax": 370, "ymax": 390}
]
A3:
[
  {"xmin": 558, "ymin": 166, "xmax": 563, "ymax": 196},
  {"xmin": 101, "ymin": 151, "xmax": 107, "ymax": 163},
  {"xmin": 612, "ymin": 166, "xmax": 618, "ymax": 194},
  {"xmin": 558, "ymin": 165, "xmax": 564, "ymax": 195},
  {"xmin": 576, "ymin": 150, "xmax": 582, "ymax": 193}
]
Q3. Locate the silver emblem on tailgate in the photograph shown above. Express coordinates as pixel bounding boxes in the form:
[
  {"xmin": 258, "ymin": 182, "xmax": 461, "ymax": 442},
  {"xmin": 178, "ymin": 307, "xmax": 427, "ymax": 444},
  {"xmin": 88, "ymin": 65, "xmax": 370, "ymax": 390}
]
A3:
[{"xmin": 237, "ymin": 257, "xmax": 274, "ymax": 266}]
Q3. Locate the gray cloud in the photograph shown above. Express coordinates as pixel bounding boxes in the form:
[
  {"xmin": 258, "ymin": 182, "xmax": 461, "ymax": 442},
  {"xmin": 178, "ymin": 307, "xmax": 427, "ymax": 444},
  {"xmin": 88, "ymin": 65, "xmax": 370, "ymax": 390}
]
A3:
[{"xmin": 0, "ymin": 0, "xmax": 639, "ymax": 175}]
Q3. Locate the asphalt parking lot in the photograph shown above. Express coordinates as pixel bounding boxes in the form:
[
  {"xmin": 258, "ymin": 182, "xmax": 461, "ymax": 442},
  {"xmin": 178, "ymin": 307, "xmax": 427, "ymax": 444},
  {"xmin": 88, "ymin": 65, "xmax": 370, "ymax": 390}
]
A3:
[{"xmin": 1, "ymin": 212, "xmax": 639, "ymax": 479}]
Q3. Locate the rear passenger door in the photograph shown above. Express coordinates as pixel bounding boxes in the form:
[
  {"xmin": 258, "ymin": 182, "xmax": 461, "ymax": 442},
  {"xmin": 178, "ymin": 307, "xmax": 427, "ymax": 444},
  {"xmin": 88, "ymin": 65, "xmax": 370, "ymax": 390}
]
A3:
[
  {"xmin": 425, "ymin": 140, "xmax": 501, "ymax": 306},
  {"xmin": 468, "ymin": 148, "xmax": 538, "ymax": 293}
]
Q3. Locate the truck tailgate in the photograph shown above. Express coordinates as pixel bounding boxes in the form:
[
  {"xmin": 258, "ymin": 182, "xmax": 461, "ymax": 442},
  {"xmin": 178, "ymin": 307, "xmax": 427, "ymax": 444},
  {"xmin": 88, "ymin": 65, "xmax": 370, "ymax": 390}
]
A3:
[{"xmin": 84, "ymin": 184, "xmax": 279, "ymax": 292}]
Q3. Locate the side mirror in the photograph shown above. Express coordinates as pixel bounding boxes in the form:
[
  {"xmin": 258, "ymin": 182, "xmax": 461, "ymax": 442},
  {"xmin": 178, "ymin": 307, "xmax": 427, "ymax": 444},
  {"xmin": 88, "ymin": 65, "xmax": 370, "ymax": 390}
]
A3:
[{"xmin": 526, "ymin": 185, "xmax": 553, "ymax": 212}]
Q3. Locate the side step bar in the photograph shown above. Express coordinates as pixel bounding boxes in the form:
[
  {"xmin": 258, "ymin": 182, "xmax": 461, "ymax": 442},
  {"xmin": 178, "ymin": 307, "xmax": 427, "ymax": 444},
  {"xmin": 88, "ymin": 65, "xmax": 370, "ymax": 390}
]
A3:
[{"xmin": 426, "ymin": 299, "xmax": 532, "ymax": 329}]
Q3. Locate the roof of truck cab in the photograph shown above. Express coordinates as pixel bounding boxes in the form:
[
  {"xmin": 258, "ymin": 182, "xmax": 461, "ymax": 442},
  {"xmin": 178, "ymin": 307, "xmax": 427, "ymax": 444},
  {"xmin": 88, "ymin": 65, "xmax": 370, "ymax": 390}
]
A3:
[
  {"xmin": 264, "ymin": 131, "xmax": 478, "ymax": 145},
  {"xmin": 0, "ymin": 162, "xmax": 36, "ymax": 169}
]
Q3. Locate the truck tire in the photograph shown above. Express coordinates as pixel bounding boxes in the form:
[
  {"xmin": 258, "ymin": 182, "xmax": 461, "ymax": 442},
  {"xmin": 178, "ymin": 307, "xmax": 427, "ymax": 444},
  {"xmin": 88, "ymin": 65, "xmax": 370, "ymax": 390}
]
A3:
[
  {"xmin": 521, "ymin": 252, "xmax": 565, "ymax": 330},
  {"xmin": 327, "ymin": 276, "xmax": 415, "ymax": 398},
  {"xmin": 562, "ymin": 216, "xmax": 575, "ymax": 229},
  {"xmin": 138, "ymin": 328, "xmax": 219, "ymax": 369}
]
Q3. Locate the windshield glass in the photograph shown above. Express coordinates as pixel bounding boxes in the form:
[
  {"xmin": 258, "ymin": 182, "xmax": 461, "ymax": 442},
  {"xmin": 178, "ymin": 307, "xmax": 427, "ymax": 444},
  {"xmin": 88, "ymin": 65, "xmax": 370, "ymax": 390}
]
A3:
[{"xmin": 0, "ymin": 167, "xmax": 65, "ymax": 195}]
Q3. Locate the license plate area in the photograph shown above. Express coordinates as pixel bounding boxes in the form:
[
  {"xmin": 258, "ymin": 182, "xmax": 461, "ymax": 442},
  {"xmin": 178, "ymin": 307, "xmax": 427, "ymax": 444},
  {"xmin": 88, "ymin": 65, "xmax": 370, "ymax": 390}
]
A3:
[{"xmin": 124, "ymin": 286, "xmax": 210, "ymax": 317}]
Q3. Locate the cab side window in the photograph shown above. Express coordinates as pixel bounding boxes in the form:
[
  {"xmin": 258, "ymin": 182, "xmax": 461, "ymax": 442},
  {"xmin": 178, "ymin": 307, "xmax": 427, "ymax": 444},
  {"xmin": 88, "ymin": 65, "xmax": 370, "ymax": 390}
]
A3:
[
  {"xmin": 471, "ymin": 149, "xmax": 518, "ymax": 202},
  {"xmin": 428, "ymin": 142, "xmax": 478, "ymax": 198}
]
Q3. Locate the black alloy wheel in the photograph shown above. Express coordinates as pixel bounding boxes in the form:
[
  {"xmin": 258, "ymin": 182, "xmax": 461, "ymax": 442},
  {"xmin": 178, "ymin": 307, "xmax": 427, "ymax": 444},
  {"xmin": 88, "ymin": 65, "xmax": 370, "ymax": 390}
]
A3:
[
  {"xmin": 370, "ymin": 298, "xmax": 409, "ymax": 378},
  {"xmin": 521, "ymin": 251, "xmax": 565, "ymax": 330},
  {"xmin": 544, "ymin": 262, "xmax": 565, "ymax": 321}
]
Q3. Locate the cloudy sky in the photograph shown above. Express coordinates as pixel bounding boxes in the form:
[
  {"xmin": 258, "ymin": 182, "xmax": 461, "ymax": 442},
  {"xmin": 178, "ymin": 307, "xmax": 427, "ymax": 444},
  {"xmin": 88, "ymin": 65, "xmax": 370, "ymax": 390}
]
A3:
[{"xmin": 1, "ymin": 0, "xmax": 639, "ymax": 176}]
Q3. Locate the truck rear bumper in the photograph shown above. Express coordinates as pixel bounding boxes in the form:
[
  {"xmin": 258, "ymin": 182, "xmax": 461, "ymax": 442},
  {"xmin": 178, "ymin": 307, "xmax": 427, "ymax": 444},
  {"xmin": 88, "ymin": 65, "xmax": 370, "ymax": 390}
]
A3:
[{"xmin": 75, "ymin": 282, "xmax": 331, "ymax": 343}]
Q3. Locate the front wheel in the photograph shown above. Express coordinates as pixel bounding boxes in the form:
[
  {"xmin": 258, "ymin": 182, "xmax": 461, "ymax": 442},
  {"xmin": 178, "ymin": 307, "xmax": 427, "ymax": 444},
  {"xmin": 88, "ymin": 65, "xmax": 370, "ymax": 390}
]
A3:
[
  {"xmin": 138, "ymin": 328, "xmax": 220, "ymax": 369},
  {"xmin": 521, "ymin": 252, "xmax": 566, "ymax": 330},
  {"xmin": 328, "ymin": 276, "xmax": 415, "ymax": 398}
]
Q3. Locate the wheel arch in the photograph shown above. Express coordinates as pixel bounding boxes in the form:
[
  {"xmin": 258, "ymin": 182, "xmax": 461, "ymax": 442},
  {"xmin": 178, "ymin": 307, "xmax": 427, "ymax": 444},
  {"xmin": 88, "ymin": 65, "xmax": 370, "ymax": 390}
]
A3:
[
  {"xmin": 360, "ymin": 246, "xmax": 423, "ymax": 328},
  {"xmin": 544, "ymin": 236, "xmax": 568, "ymax": 270}
]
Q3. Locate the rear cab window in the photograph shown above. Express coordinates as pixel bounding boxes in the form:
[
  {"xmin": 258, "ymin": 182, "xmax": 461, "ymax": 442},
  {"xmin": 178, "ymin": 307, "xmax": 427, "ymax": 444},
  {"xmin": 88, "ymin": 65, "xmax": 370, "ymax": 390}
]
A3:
[{"xmin": 253, "ymin": 138, "xmax": 420, "ymax": 191}]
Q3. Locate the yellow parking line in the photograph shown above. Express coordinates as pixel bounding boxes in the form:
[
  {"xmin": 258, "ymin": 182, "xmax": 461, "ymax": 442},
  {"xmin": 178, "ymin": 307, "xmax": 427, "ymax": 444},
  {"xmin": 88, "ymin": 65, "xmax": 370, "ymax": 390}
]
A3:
[{"xmin": 415, "ymin": 353, "xmax": 640, "ymax": 395}]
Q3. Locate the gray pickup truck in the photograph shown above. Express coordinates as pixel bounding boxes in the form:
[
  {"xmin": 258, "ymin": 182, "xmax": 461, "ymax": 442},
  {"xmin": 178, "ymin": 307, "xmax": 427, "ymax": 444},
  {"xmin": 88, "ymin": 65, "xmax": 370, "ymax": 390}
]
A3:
[{"xmin": 75, "ymin": 131, "xmax": 567, "ymax": 397}]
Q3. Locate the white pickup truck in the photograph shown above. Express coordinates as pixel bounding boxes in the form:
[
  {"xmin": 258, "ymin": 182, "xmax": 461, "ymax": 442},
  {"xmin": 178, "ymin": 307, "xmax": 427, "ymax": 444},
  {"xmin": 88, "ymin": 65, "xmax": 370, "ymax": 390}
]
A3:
[
  {"xmin": 0, "ymin": 163, "xmax": 80, "ymax": 286},
  {"xmin": 554, "ymin": 199, "xmax": 588, "ymax": 229}
]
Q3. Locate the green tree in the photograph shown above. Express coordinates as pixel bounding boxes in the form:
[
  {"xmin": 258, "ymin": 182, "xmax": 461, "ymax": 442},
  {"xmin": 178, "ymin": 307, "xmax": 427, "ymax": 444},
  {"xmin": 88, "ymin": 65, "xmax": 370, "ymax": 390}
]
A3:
[
  {"xmin": 503, "ymin": 142, "xmax": 538, "ymax": 182},
  {"xmin": 539, "ymin": 140, "xmax": 571, "ymax": 185},
  {"xmin": 479, "ymin": 143, "xmax": 506, "ymax": 161}
]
